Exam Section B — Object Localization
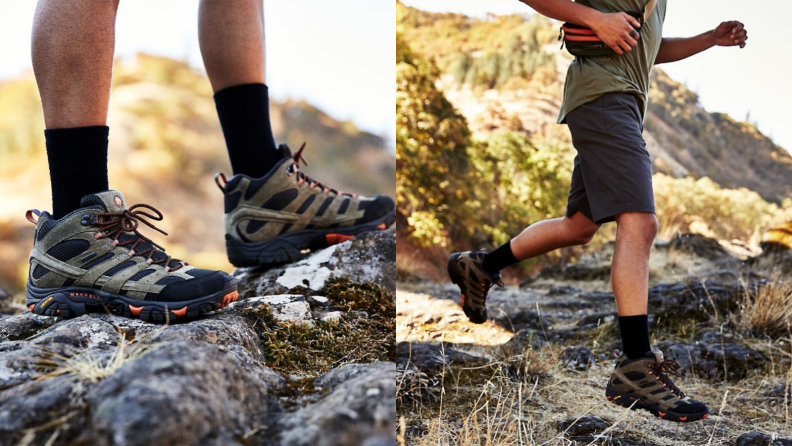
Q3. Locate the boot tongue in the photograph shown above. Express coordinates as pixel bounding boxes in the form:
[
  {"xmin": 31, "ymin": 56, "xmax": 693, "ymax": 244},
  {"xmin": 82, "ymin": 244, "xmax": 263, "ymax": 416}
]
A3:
[
  {"xmin": 80, "ymin": 190, "xmax": 128, "ymax": 213},
  {"xmin": 645, "ymin": 350, "xmax": 664, "ymax": 362}
]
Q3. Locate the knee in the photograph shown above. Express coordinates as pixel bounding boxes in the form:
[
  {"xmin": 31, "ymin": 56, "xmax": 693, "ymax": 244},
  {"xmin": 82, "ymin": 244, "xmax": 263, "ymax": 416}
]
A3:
[
  {"xmin": 566, "ymin": 220, "xmax": 599, "ymax": 245},
  {"xmin": 574, "ymin": 227, "xmax": 599, "ymax": 245},
  {"xmin": 619, "ymin": 213, "xmax": 658, "ymax": 243}
]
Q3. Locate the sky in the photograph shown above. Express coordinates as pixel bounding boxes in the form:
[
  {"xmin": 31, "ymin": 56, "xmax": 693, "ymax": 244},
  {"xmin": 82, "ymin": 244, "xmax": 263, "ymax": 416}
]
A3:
[
  {"xmin": 400, "ymin": 0, "xmax": 792, "ymax": 154},
  {"xmin": 0, "ymin": 1, "xmax": 396, "ymax": 148}
]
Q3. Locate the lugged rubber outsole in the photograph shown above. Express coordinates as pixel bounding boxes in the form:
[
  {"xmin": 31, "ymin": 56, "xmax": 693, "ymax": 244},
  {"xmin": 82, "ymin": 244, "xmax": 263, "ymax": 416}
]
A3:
[
  {"xmin": 25, "ymin": 276, "xmax": 238, "ymax": 324},
  {"xmin": 605, "ymin": 385, "xmax": 710, "ymax": 422},
  {"xmin": 447, "ymin": 253, "xmax": 488, "ymax": 324},
  {"xmin": 226, "ymin": 209, "xmax": 395, "ymax": 267}
]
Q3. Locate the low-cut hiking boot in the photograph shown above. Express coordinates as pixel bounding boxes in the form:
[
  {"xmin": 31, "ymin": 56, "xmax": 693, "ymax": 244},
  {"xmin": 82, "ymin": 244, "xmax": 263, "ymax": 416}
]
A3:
[
  {"xmin": 606, "ymin": 350, "xmax": 710, "ymax": 422},
  {"xmin": 447, "ymin": 251, "xmax": 503, "ymax": 324},
  {"xmin": 216, "ymin": 143, "xmax": 396, "ymax": 267},
  {"xmin": 25, "ymin": 191, "xmax": 238, "ymax": 323}
]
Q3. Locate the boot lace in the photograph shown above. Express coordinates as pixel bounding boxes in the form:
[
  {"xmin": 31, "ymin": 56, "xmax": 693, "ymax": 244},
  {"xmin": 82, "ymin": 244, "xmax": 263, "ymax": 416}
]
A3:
[
  {"xmin": 647, "ymin": 358, "xmax": 686, "ymax": 398},
  {"xmin": 93, "ymin": 204, "xmax": 186, "ymax": 272},
  {"xmin": 286, "ymin": 143, "xmax": 357, "ymax": 198}
]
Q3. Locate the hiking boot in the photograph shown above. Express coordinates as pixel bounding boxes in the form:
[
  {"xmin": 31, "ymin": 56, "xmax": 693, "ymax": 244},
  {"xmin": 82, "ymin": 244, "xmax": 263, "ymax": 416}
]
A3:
[
  {"xmin": 447, "ymin": 251, "xmax": 503, "ymax": 324},
  {"xmin": 25, "ymin": 190, "xmax": 238, "ymax": 323},
  {"xmin": 606, "ymin": 350, "xmax": 710, "ymax": 422},
  {"xmin": 216, "ymin": 143, "xmax": 396, "ymax": 267}
]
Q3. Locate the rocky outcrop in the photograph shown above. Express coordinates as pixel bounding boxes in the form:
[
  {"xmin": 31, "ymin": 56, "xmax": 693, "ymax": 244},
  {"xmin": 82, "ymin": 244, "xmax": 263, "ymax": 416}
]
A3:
[
  {"xmin": 234, "ymin": 229, "xmax": 395, "ymax": 298},
  {"xmin": 736, "ymin": 432, "xmax": 792, "ymax": 446},
  {"xmin": 658, "ymin": 332, "xmax": 765, "ymax": 381},
  {"xmin": 0, "ymin": 230, "xmax": 396, "ymax": 446}
]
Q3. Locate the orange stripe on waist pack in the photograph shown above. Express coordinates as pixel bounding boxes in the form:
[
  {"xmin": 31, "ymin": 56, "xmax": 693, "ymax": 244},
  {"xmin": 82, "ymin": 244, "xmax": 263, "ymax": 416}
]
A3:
[
  {"xmin": 562, "ymin": 26, "xmax": 596, "ymax": 35},
  {"xmin": 564, "ymin": 35, "xmax": 603, "ymax": 42}
]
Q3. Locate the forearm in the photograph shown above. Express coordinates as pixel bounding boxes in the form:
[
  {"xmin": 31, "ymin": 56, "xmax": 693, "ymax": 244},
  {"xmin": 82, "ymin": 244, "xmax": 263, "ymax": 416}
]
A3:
[
  {"xmin": 655, "ymin": 31, "xmax": 715, "ymax": 64},
  {"xmin": 520, "ymin": 0, "xmax": 601, "ymax": 27}
]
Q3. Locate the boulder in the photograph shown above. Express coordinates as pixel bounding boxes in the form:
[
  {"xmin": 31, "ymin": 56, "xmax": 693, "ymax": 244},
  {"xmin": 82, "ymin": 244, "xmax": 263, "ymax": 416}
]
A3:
[
  {"xmin": 234, "ymin": 229, "xmax": 395, "ymax": 298},
  {"xmin": 648, "ymin": 281, "xmax": 742, "ymax": 326},
  {"xmin": 79, "ymin": 341, "xmax": 278, "ymax": 446},
  {"xmin": 659, "ymin": 332, "xmax": 765, "ymax": 381},
  {"xmin": 278, "ymin": 362, "xmax": 395, "ymax": 446}
]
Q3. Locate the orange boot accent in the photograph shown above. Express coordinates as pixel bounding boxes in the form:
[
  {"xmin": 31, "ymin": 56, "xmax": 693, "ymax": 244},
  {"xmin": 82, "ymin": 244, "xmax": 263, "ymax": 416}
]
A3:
[
  {"xmin": 377, "ymin": 222, "xmax": 387, "ymax": 230},
  {"xmin": 658, "ymin": 412, "xmax": 666, "ymax": 418},
  {"xmin": 129, "ymin": 305, "xmax": 144, "ymax": 316},
  {"xmin": 679, "ymin": 416, "xmax": 687, "ymax": 422},
  {"xmin": 29, "ymin": 304, "xmax": 35, "ymax": 312},
  {"xmin": 171, "ymin": 306, "xmax": 187, "ymax": 317},
  {"xmin": 325, "ymin": 233, "xmax": 355, "ymax": 245},
  {"xmin": 702, "ymin": 413, "xmax": 709, "ymax": 419}
]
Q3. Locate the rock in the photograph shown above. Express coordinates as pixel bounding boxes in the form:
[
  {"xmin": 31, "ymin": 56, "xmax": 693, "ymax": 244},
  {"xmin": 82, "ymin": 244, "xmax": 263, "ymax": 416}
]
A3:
[
  {"xmin": 659, "ymin": 332, "xmax": 765, "ymax": 381},
  {"xmin": 558, "ymin": 416, "xmax": 652, "ymax": 445},
  {"xmin": 648, "ymin": 281, "xmax": 742, "ymax": 326},
  {"xmin": 558, "ymin": 416, "xmax": 608, "ymax": 437},
  {"xmin": 561, "ymin": 346, "xmax": 593, "ymax": 371},
  {"xmin": 669, "ymin": 233, "xmax": 730, "ymax": 260},
  {"xmin": 79, "ymin": 341, "xmax": 277, "ymax": 446},
  {"xmin": 396, "ymin": 342, "xmax": 482, "ymax": 371},
  {"xmin": 735, "ymin": 432, "xmax": 792, "ymax": 446},
  {"xmin": 495, "ymin": 309, "xmax": 551, "ymax": 331},
  {"xmin": 0, "ymin": 375, "xmax": 86, "ymax": 443},
  {"xmin": 0, "ymin": 313, "xmax": 54, "ymax": 342},
  {"xmin": 234, "ymin": 229, "xmax": 395, "ymax": 298},
  {"xmin": 228, "ymin": 294, "xmax": 314, "ymax": 326},
  {"xmin": 278, "ymin": 362, "xmax": 395, "ymax": 446}
]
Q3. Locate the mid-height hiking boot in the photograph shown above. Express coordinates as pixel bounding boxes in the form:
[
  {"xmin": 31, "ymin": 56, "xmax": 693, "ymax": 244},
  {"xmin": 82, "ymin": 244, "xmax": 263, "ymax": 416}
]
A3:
[
  {"xmin": 216, "ymin": 143, "xmax": 396, "ymax": 267},
  {"xmin": 606, "ymin": 350, "xmax": 710, "ymax": 422},
  {"xmin": 447, "ymin": 251, "xmax": 503, "ymax": 324},
  {"xmin": 25, "ymin": 191, "xmax": 238, "ymax": 323}
]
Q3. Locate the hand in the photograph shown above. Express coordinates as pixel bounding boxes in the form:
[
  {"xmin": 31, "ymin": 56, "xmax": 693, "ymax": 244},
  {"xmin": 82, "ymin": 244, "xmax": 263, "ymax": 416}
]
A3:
[
  {"xmin": 712, "ymin": 20, "xmax": 747, "ymax": 48},
  {"xmin": 589, "ymin": 11, "xmax": 641, "ymax": 55}
]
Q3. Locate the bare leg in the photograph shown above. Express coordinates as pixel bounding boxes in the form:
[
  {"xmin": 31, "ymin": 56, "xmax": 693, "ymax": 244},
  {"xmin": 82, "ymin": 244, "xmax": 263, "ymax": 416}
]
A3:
[
  {"xmin": 199, "ymin": 0, "xmax": 266, "ymax": 92},
  {"xmin": 32, "ymin": 0, "xmax": 119, "ymax": 128},
  {"xmin": 611, "ymin": 212, "xmax": 658, "ymax": 316},
  {"xmin": 510, "ymin": 211, "xmax": 600, "ymax": 260}
]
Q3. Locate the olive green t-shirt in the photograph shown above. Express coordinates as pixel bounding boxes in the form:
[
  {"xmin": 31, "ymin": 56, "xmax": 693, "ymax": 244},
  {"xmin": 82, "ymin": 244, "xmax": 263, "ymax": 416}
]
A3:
[{"xmin": 558, "ymin": 0, "xmax": 667, "ymax": 124}]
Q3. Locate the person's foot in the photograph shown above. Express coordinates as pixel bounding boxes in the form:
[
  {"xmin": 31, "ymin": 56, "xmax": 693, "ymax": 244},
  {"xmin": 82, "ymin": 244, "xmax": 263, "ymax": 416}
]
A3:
[
  {"xmin": 216, "ymin": 143, "xmax": 396, "ymax": 267},
  {"xmin": 606, "ymin": 350, "xmax": 710, "ymax": 422},
  {"xmin": 447, "ymin": 251, "xmax": 503, "ymax": 324},
  {"xmin": 25, "ymin": 191, "xmax": 238, "ymax": 323}
]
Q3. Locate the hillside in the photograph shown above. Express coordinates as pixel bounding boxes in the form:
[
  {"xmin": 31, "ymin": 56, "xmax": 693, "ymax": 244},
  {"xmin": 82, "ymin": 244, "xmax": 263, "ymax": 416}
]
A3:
[
  {"xmin": 397, "ymin": 3, "xmax": 792, "ymax": 203},
  {"xmin": 0, "ymin": 54, "xmax": 395, "ymax": 294}
]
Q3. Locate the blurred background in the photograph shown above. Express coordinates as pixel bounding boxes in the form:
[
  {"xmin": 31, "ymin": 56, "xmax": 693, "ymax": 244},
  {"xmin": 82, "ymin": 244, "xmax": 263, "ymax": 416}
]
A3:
[
  {"xmin": 396, "ymin": 0, "xmax": 792, "ymax": 281},
  {"xmin": 0, "ymin": 1, "xmax": 396, "ymax": 295}
]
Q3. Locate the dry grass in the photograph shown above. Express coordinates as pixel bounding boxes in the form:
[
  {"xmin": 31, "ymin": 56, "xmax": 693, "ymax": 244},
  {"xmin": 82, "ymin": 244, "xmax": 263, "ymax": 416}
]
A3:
[
  {"xmin": 739, "ymin": 278, "xmax": 792, "ymax": 338},
  {"xmin": 34, "ymin": 321, "xmax": 170, "ymax": 383}
]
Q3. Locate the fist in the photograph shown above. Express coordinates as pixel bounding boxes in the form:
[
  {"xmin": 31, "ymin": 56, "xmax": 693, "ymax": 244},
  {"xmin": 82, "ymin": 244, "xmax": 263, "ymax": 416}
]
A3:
[{"xmin": 713, "ymin": 20, "xmax": 747, "ymax": 48}]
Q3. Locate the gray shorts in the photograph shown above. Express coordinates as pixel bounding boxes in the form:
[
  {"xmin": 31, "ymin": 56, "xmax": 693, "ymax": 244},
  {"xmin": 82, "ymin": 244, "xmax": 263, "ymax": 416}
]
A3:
[{"xmin": 564, "ymin": 93, "xmax": 655, "ymax": 225}]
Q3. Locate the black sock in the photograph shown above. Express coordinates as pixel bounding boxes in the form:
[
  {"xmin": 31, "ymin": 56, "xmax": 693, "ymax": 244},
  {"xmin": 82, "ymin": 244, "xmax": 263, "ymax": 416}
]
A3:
[
  {"xmin": 618, "ymin": 314, "xmax": 651, "ymax": 360},
  {"xmin": 214, "ymin": 83, "xmax": 279, "ymax": 178},
  {"xmin": 45, "ymin": 126, "xmax": 109, "ymax": 219},
  {"xmin": 482, "ymin": 240, "xmax": 519, "ymax": 275}
]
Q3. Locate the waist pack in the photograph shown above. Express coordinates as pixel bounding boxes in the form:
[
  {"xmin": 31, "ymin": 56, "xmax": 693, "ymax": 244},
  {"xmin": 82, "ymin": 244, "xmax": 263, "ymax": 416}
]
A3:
[{"xmin": 559, "ymin": 0, "xmax": 656, "ymax": 58}]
